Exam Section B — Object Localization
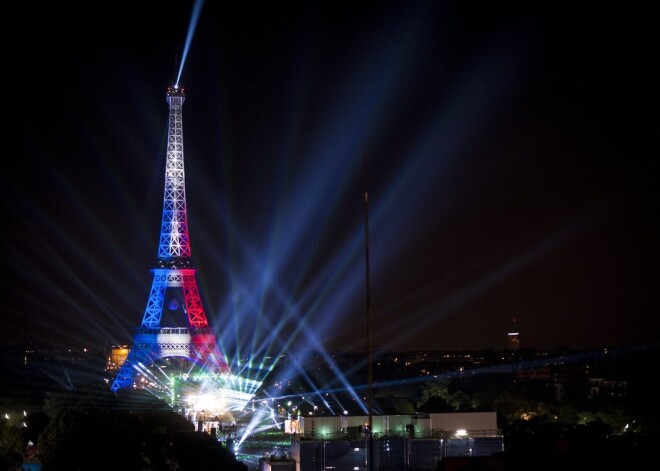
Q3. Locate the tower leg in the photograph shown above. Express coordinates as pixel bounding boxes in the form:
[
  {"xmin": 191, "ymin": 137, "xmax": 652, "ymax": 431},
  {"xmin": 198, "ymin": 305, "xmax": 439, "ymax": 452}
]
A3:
[{"xmin": 111, "ymin": 346, "xmax": 155, "ymax": 392}]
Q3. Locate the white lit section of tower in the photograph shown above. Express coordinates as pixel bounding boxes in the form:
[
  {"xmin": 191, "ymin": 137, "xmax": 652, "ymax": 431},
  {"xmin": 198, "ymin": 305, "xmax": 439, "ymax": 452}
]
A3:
[{"xmin": 159, "ymin": 85, "xmax": 191, "ymax": 262}]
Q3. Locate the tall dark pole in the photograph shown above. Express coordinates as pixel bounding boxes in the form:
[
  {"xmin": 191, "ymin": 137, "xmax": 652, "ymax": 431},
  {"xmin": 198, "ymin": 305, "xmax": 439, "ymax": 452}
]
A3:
[{"xmin": 364, "ymin": 191, "xmax": 374, "ymax": 471}]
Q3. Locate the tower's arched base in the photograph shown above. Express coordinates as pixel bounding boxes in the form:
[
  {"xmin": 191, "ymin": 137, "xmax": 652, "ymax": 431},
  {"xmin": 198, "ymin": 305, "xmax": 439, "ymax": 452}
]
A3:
[{"xmin": 109, "ymin": 327, "xmax": 261, "ymax": 414}]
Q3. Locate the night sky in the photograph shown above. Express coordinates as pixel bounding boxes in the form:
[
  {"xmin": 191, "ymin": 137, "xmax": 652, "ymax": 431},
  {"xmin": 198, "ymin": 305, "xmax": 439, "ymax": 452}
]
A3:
[{"xmin": 3, "ymin": 1, "xmax": 657, "ymax": 354}]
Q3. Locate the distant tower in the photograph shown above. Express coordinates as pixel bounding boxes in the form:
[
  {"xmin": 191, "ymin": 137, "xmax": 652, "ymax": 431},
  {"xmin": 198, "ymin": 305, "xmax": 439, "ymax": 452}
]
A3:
[
  {"xmin": 111, "ymin": 85, "xmax": 228, "ymax": 392},
  {"xmin": 507, "ymin": 316, "xmax": 520, "ymax": 350}
]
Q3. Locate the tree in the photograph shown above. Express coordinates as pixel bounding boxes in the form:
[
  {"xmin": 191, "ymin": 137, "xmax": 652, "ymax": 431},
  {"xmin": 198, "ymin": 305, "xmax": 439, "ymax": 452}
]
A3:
[
  {"xmin": 374, "ymin": 386, "xmax": 415, "ymax": 414},
  {"xmin": 25, "ymin": 410, "xmax": 50, "ymax": 445},
  {"xmin": 493, "ymin": 389, "xmax": 534, "ymax": 425},
  {"xmin": 38, "ymin": 382, "xmax": 163, "ymax": 470},
  {"xmin": 417, "ymin": 379, "xmax": 452, "ymax": 412},
  {"xmin": 39, "ymin": 408, "xmax": 146, "ymax": 470},
  {"xmin": 0, "ymin": 419, "xmax": 25, "ymax": 468},
  {"xmin": 448, "ymin": 390, "xmax": 471, "ymax": 411}
]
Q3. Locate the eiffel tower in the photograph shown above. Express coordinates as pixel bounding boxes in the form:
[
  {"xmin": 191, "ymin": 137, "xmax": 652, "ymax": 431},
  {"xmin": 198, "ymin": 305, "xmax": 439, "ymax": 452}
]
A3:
[{"xmin": 111, "ymin": 85, "xmax": 229, "ymax": 393}]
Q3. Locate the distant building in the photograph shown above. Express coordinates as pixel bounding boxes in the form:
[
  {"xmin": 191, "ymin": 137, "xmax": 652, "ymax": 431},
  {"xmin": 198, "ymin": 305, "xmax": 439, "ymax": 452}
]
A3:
[
  {"xmin": 296, "ymin": 412, "xmax": 500, "ymax": 440},
  {"xmin": 106, "ymin": 345, "xmax": 129, "ymax": 371},
  {"xmin": 290, "ymin": 412, "xmax": 503, "ymax": 471},
  {"xmin": 507, "ymin": 332, "xmax": 520, "ymax": 350},
  {"xmin": 514, "ymin": 366, "xmax": 551, "ymax": 381},
  {"xmin": 506, "ymin": 316, "xmax": 520, "ymax": 350},
  {"xmin": 23, "ymin": 345, "xmax": 103, "ymax": 368},
  {"xmin": 588, "ymin": 377, "xmax": 627, "ymax": 399}
]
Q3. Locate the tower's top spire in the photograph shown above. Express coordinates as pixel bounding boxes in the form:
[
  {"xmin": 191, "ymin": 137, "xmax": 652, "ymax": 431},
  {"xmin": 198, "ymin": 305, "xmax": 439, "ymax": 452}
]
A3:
[{"xmin": 167, "ymin": 84, "xmax": 185, "ymax": 98}]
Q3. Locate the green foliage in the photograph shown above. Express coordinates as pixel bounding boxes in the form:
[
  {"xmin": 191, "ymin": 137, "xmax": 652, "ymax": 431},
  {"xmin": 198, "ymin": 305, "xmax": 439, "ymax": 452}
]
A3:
[
  {"xmin": 0, "ymin": 417, "xmax": 27, "ymax": 471},
  {"xmin": 595, "ymin": 407, "xmax": 629, "ymax": 433},
  {"xmin": 469, "ymin": 386, "xmax": 499, "ymax": 411},
  {"xmin": 43, "ymin": 381, "xmax": 173, "ymax": 418},
  {"xmin": 448, "ymin": 390, "xmax": 470, "ymax": 411},
  {"xmin": 374, "ymin": 386, "xmax": 416, "ymax": 414},
  {"xmin": 577, "ymin": 410, "xmax": 597, "ymax": 425},
  {"xmin": 554, "ymin": 403, "xmax": 579, "ymax": 423},
  {"xmin": 37, "ymin": 382, "xmax": 184, "ymax": 470},
  {"xmin": 33, "ymin": 381, "xmax": 247, "ymax": 470},
  {"xmin": 42, "ymin": 382, "xmax": 117, "ymax": 418},
  {"xmin": 38, "ymin": 408, "xmax": 145, "ymax": 470},
  {"xmin": 417, "ymin": 379, "xmax": 472, "ymax": 412},
  {"xmin": 25, "ymin": 411, "xmax": 50, "ymax": 445},
  {"xmin": 493, "ymin": 388, "xmax": 534, "ymax": 423},
  {"xmin": 379, "ymin": 395, "xmax": 415, "ymax": 414},
  {"xmin": 0, "ymin": 450, "xmax": 22, "ymax": 471},
  {"xmin": 0, "ymin": 419, "xmax": 25, "ymax": 456},
  {"xmin": 417, "ymin": 379, "xmax": 452, "ymax": 411}
]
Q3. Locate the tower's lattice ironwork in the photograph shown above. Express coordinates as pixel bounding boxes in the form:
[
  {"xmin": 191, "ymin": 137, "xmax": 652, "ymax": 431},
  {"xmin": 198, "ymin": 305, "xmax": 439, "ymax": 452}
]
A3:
[{"xmin": 111, "ymin": 85, "xmax": 228, "ymax": 392}]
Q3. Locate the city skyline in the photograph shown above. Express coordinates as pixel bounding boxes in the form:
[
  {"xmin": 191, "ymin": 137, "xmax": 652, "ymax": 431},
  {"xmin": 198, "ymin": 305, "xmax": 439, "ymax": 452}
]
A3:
[{"xmin": 2, "ymin": 1, "xmax": 657, "ymax": 353}]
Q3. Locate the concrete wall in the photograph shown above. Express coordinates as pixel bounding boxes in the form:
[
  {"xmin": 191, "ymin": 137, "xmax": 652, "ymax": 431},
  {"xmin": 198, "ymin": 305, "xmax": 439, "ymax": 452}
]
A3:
[
  {"xmin": 429, "ymin": 412, "xmax": 498, "ymax": 435},
  {"xmin": 299, "ymin": 412, "xmax": 498, "ymax": 438}
]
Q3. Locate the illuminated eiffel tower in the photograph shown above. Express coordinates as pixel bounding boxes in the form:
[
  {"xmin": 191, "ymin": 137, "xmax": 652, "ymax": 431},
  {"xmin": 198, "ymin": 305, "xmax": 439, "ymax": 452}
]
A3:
[{"xmin": 110, "ymin": 85, "xmax": 259, "ymax": 410}]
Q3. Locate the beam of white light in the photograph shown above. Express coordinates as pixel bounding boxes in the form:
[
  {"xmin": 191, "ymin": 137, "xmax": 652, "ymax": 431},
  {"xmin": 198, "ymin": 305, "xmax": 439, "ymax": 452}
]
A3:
[
  {"xmin": 176, "ymin": 0, "xmax": 206, "ymax": 87},
  {"xmin": 179, "ymin": 4, "xmax": 515, "ymax": 411},
  {"xmin": 8, "ymin": 172, "xmax": 148, "ymax": 344},
  {"xmin": 194, "ymin": 1, "xmax": 433, "ymax": 356},
  {"xmin": 371, "ymin": 35, "xmax": 529, "ymax": 264},
  {"xmin": 183, "ymin": 24, "xmax": 430, "ymax": 402}
]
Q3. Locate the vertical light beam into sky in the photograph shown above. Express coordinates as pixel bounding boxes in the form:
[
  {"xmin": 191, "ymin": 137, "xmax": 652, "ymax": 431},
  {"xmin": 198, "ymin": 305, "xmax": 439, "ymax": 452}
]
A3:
[{"xmin": 176, "ymin": 0, "xmax": 205, "ymax": 87}]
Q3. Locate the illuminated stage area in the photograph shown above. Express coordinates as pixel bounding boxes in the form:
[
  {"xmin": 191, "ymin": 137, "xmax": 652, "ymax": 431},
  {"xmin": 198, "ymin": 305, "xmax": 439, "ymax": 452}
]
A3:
[
  {"xmin": 177, "ymin": 372, "xmax": 262, "ymax": 416},
  {"xmin": 124, "ymin": 356, "xmax": 262, "ymax": 420}
]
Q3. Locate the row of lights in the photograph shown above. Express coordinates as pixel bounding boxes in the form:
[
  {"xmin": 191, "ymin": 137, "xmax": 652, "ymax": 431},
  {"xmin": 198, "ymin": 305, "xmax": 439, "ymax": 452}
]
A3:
[{"xmin": 4, "ymin": 411, "xmax": 28, "ymax": 428}]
